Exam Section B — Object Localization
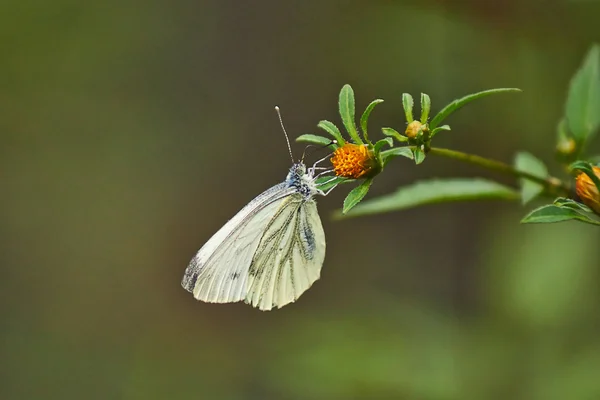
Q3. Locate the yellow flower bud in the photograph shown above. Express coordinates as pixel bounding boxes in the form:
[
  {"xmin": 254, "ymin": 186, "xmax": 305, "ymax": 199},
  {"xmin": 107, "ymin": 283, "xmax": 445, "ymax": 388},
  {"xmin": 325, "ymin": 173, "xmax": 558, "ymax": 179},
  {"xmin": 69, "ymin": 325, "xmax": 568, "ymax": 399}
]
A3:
[
  {"xmin": 405, "ymin": 120, "xmax": 428, "ymax": 139},
  {"xmin": 330, "ymin": 143, "xmax": 380, "ymax": 179},
  {"xmin": 556, "ymin": 137, "xmax": 576, "ymax": 156},
  {"xmin": 575, "ymin": 166, "xmax": 600, "ymax": 215}
]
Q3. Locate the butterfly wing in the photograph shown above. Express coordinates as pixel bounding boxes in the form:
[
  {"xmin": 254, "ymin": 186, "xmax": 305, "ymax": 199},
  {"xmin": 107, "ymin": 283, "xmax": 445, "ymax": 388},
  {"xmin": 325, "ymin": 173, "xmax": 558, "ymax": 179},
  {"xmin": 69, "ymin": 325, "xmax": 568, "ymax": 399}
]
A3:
[
  {"xmin": 182, "ymin": 183, "xmax": 295, "ymax": 304},
  {"xmin": 245, "ymin": 194, "xmax": 326, "ymax": 311}
]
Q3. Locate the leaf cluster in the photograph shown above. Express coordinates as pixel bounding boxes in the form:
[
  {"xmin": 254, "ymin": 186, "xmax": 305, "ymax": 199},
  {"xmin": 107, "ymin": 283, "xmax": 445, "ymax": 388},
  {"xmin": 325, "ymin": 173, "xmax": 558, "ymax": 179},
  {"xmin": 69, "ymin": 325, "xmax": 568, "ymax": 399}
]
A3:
[{"xmin": 298, "ymin": 44, "xmax": 600, "ymax": 225}]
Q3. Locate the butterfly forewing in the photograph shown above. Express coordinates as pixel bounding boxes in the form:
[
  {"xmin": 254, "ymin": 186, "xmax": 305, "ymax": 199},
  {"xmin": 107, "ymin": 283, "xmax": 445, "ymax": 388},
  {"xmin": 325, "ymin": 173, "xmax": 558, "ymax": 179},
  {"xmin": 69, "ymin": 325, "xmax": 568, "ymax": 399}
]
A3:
[{"xmin": 182, "ymin": 183, "xmax": 294, "ymax": 304}]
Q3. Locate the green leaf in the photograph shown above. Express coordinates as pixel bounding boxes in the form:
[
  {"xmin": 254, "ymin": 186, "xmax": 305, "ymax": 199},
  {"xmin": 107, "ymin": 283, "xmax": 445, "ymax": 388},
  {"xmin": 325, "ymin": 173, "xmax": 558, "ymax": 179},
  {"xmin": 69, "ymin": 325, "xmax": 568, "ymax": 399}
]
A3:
[
  {"xmin": 338, "ymin": 84, "xmax": 362, "ymax": 144},
  {"xmin": 565, "ymin": 44, "xmax": 600, "ymax": 144},
  {"xmin": 296, "ymin": 134, "xmax": 336, "ymax": 147},
  {"xmin": 315, "ymin": 176, "xmax": 351, "ymax": 192},
  {"xmin": 420, "ymin": 93, "xmax": 431, "ymax": 124},
  {"xmin": 381, "ymin": 147, "xmax": 414, "ymax": 166},
  {"xmin": 556, "ymin": 118, "xmax": 569, "ymax": 143},
  {"xmin": 554, "ymin": 197, "xmax": 592, "ymax": 213},
  {"xmin": 339, "ymin": 178, "xmax": 519, "ymax": 218},
  {"xmin": 402, "ymin": 93, "xmax": 414, "ymax": 122},
  {"xmin": 342, "ymin": 178, "xmax": 373, "ymax": 214},
  {"xmin": 359, "ymin": 99, "xmax": 384, "ymax": 145},
  {"xmin": 570, "ymin": 160, "xmax": 600, "ymax": 192},
  {"xmin": 431, "ymin": 125, "xmax": 451, "ymax": 137},
  {"xmin": 521, "ymin": 204, "xmax": 600, "ymax": 226},
  {"xmin": 429, "ymin": 88, "xmax": 522, "ymax": 130},
  {"xmin": 413, "ymin": 147, "xmax": 426, "ymax": 164},
  {"xmin": 317, "ymin": 120, "xmax": 345, "ymax": 145},
  {"xmin": 373, "ymin": 137, "xmax": 393, "ymax": 154},
  {"xmin": 381, "ymin": 127, "xmax": 408, "ymax": 142},
  {"xmin": 514, "ymin": 151, "xmax": 548, "ymax": 204}
]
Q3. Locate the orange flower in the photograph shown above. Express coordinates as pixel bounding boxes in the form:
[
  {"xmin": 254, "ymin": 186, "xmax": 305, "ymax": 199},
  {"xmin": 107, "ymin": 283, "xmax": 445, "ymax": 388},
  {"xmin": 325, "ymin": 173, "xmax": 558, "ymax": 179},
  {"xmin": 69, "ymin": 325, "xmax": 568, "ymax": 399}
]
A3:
[
  {"xmin": 575, "ymin": 166, "xmax": 600, "ymax": 215},
  {"xmin": 330, "ymin": 143, "xmax": 379, "ymax": 179}
]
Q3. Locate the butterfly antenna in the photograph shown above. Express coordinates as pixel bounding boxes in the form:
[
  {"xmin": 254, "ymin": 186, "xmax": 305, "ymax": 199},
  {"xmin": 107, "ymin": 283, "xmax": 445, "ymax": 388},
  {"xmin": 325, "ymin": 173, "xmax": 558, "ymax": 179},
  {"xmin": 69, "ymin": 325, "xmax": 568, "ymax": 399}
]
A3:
[{"xmin": 274, "ymin": 106, "xmax": 294, "ymax": 162}]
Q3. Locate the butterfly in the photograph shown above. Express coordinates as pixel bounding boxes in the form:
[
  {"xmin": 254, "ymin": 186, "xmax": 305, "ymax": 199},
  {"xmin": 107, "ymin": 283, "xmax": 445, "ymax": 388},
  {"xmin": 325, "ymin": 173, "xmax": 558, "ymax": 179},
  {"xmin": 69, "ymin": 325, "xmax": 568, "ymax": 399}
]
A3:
[{"xmin": 181, "ymin": 107, "xmax": 338, "ymax": 311}]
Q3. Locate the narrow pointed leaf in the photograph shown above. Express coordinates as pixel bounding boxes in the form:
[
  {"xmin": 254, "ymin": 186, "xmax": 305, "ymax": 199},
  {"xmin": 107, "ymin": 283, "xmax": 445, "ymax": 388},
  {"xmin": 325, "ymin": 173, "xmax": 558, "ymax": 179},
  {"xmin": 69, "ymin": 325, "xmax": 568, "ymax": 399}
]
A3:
[
  {"xmin": 414, "ymin": 147, "xmax": 426, "ymax": 164},
  {"xmin": 373, "ymin": 137, "xmax": 393, "ymax": 153},
  {"xmin": 381, "ymin": 147, "xmax": 414, "ymax": 165},
  {"xmin": 382, "ymin": 127, "xmax": 408, "ymax": 142},
  {"xmin": 420, "ymin": 93, "xmax": 431, "ymax": 123},
  {"xmin": 339, "ymin": 84, "xmax": 362, "ymax": 144},
  {"xmin": 360, "ymin": 99, "xmax": 384, "ymax": 145},
  {"xmin": 402, "ymin": 93, "xmax": 414, "ymax": 122},
  {"xmin": 429, "ymin": 88, "xmax": 522, "ymax": 130},
  {"xmin": 431, "ymin": 125, "xmax": 451, "ymax": 137},
  {"xmin": 565, "ymin": 44, "xmax": 600, "ymax": 144},
  {"xmin": 521, "ymin": 204, "xmax": 600, "ymax": 226},
  {"xmin": 318, "ymin": 120, "xmax": 345, "ymax": 145},
  {"xmin": 339, "ymin": 178, "xmax": 519, "ymax": 218},
  {"xmin": 514, "ymin": 152, "xmax": 548, "ymax": 204},
  {"xmin": 296, "ymin": 134, "xmax": 337, "ymax": 147},
  {"xmin": 342, "ymin": 178, "xmax": 373, "ymax": 214}
]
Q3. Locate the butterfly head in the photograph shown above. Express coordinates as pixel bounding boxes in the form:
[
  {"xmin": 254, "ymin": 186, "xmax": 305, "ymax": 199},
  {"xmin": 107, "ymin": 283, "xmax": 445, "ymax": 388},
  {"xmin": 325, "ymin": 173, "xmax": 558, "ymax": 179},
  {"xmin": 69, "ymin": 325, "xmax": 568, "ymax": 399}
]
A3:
[{"xmin": 286, "ymin": 163, "xmax": 319, "ymax": 199}]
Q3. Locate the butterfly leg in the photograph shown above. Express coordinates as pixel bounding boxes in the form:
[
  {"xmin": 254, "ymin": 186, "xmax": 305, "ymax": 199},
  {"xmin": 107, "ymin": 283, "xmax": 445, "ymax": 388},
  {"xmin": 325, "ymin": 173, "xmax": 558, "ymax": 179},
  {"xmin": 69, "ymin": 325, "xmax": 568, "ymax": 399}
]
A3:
[
  {"xmin": 320, "ymin": 184, "xmax": 339, "ymax": 196},
  {"xmin": 309, "ymin": 153, "xmax": 334, "ymax": 175},
  {"xmin": 314, "ymin": 169, "xmax": 334, "ymax": 178},
  {"xmin": 315, "ymin": 175, "xmax": 340, "ymax": 196}
]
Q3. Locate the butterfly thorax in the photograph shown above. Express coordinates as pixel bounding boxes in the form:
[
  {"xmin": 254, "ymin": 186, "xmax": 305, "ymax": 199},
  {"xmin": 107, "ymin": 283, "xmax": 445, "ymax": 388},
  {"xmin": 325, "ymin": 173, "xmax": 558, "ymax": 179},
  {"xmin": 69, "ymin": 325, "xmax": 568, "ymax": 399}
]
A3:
[{"xmin": 285, "ymin": 163, "xmax": 319, "ymax": 199}]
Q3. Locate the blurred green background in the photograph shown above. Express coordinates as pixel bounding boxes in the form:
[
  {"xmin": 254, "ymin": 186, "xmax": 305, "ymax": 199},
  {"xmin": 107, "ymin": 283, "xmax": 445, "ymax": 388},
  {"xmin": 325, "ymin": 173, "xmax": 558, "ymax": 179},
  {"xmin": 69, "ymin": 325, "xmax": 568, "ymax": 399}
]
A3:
[{"xmin": 2, "ymin": 1, "xmax": 600, "ymax": 399}]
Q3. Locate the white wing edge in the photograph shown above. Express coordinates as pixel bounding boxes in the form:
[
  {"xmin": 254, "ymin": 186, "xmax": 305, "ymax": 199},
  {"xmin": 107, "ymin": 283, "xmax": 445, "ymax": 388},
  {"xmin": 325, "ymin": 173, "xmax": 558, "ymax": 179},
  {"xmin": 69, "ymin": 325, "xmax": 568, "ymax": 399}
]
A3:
[{"xmin": 181, "ymin": 183, "xmax": 295, "ymax": 302}]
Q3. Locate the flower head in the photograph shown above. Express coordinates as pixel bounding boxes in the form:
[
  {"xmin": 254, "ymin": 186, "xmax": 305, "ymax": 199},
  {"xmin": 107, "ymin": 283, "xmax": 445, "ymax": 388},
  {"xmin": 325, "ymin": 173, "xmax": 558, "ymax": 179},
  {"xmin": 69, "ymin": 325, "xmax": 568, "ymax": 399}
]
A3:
[
  {"xmin": 575, "ymin": 166, "xmax": 600, "ymax": 215},
  {"xmin": 330, "ymin": 143, "xmax": 380, "ymax": 179},
  {"xmin": 405, "ymin": 120, "xmax": 427, "ymax": 139}
]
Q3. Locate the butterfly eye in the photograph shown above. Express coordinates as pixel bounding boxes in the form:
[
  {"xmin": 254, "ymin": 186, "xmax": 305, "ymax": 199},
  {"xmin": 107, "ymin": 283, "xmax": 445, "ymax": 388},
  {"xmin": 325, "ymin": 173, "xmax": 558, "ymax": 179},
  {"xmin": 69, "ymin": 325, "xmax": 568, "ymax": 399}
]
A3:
[{"xmin": 330, "ymin": 143, "xmax": 379, "ymax": 179}]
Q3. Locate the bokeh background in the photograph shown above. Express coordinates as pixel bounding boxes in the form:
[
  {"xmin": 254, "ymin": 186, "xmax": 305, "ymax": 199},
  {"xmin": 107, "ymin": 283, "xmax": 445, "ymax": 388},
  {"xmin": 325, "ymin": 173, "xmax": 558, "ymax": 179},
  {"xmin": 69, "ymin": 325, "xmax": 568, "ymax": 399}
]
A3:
[{"xmin": 3, "ymin": 1, "xmax": 600, "ymax": 399}]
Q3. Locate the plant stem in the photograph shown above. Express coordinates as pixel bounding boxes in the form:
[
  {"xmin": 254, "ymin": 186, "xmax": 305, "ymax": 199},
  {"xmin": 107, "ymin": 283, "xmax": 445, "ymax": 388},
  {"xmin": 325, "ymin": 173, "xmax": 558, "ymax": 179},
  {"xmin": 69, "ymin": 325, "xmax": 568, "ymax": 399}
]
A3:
[{"xmin": 427, "ymin": 147, "xmax": 571, "ymax": 196}]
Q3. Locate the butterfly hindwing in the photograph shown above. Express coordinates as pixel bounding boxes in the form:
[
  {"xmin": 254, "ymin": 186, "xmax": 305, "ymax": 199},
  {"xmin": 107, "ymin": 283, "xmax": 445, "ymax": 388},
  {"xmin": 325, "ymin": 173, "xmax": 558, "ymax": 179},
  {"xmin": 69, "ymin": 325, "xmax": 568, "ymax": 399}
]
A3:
[{"xmin": 245, "ymin": 194, "xmax": 326, "ymax": 310}]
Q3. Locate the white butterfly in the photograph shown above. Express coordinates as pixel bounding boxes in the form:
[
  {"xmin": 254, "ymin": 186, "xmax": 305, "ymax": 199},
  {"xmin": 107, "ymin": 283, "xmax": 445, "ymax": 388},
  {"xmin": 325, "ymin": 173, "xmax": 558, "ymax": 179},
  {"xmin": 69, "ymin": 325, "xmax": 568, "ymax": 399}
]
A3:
[{"xmin": 181, "ymin": 107, "xmax": 337, "ymax": 311}]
